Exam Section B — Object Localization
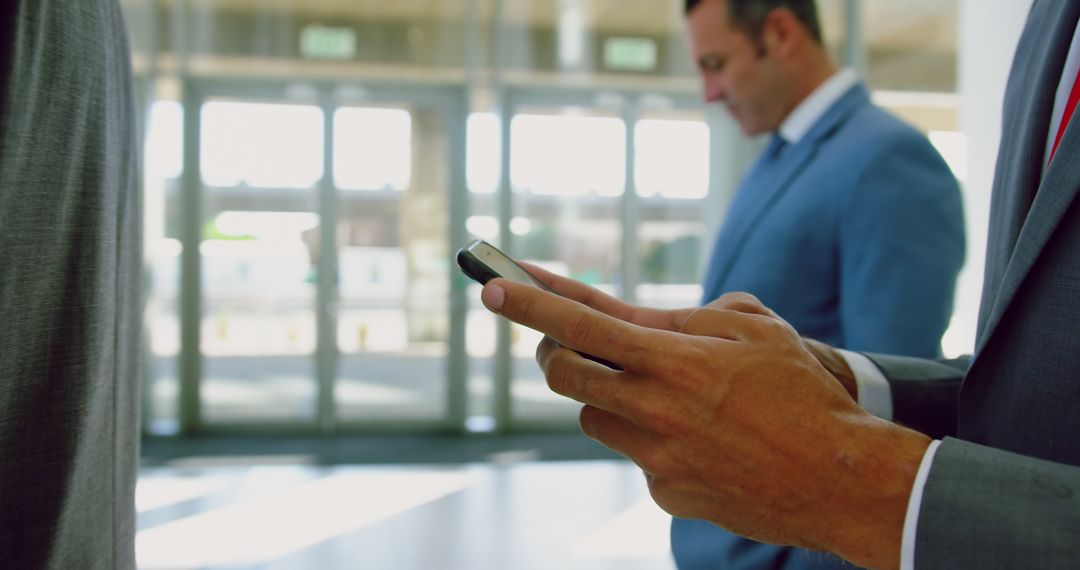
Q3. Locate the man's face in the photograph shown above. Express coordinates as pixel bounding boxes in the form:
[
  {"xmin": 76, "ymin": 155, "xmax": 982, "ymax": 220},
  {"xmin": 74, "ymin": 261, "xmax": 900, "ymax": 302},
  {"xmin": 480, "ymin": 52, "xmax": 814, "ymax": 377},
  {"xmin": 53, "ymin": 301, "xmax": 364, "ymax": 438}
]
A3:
[{"xmin": 687, "ymin": 0, "xmax": 789, "ymax": 136}]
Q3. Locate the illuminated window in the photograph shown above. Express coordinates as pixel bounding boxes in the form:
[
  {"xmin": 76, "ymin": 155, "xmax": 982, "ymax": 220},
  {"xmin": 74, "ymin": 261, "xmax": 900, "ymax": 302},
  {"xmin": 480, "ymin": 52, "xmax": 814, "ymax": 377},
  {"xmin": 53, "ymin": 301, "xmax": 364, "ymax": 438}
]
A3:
[
  {"xmin": 467, "ymin": 112, "xmax": 500, "ymax": 194},
  {"xmin": 635, "ymin": 119, "xmax": 710, "ymax": 199},
  {"xmin": 147, "ymin": 100, "xmax": 183, "ymax": 180},
  {"xmin": 200, "ymin": 101, "xmax": 324, "ymax": 189},
  {"xmin": 334, "ymin": 107, "xmax": 412, "ymax": 191},
  {"xmin": 510, "ymin": 114, "xmax": 625, "ymax": 196}
]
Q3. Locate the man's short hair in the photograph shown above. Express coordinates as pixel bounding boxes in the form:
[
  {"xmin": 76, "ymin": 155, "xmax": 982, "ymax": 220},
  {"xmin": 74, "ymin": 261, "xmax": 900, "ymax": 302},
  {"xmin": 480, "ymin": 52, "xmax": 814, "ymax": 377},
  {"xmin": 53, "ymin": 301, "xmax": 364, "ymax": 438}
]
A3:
[{"xmin": 685, "ymin": 0, "xmax": 824, "ymax": 45}]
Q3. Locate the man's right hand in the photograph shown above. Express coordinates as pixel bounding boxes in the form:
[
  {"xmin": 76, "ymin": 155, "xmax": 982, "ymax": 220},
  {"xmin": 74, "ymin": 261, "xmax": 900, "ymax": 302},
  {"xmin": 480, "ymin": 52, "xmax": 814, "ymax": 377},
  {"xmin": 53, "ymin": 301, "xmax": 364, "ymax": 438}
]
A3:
[
  {"xmin": 481, "ymin": 277, "xmax": 927, "ymax": 570},
  {"xmin": 699, "ymin": 293, "xmax": 859, "ymax": 401}
]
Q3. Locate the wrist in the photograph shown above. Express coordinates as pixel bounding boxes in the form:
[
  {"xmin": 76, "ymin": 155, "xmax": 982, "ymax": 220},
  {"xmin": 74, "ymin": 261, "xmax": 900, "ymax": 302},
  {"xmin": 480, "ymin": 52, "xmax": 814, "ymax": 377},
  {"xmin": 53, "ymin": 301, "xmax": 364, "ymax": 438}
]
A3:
[{"xmin": 819, "ymin": 419, "xmax": 931, "ymax": 570}]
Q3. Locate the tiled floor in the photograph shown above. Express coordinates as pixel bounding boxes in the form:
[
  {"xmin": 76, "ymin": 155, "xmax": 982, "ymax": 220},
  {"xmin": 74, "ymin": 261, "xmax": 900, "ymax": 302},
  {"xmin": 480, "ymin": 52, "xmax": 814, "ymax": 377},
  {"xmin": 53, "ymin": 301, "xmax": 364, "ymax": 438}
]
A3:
[{"xmin": 136, "ymin": 460, "xmax": 676, "ymax": 569}]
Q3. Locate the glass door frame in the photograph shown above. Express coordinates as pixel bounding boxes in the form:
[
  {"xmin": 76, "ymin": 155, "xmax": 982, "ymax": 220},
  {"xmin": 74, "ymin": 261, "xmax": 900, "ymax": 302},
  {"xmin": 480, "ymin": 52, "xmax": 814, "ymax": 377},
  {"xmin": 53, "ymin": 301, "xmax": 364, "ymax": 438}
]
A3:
[
  {"xmin": 495, "ymin": 85, "xmax": 723, "ymax": 432},
  {"xmin": 177, "ymin": 77, "xmax": 468, "ymax": 435}
]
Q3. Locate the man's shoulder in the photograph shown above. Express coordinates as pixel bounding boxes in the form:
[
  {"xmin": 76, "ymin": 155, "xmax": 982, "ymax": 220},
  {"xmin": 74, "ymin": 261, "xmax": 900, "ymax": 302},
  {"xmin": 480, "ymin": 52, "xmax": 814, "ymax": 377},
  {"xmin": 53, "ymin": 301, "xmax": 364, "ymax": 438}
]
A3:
[
  {"xmin": 804, "ymin": 97, "xmax": 959, "ymax": 200},
  {"xmin": 838, "ymin": 101, "xmax": 929, "ymax": 147},
  {"xmin": 820, "ymin": 99, "xmax": 946, "ymax": 171}
]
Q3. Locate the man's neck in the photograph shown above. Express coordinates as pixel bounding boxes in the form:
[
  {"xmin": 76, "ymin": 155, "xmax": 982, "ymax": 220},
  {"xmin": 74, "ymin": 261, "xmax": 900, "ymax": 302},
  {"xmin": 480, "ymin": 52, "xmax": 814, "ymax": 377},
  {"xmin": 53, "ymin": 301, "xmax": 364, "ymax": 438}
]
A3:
[
  {"xmin": 778, "ymin": 65, "xmax": 858, "ymax": 144},
  {"xmin": 784, "ymin": 58, "xmax": 839, "ymax": 119}
]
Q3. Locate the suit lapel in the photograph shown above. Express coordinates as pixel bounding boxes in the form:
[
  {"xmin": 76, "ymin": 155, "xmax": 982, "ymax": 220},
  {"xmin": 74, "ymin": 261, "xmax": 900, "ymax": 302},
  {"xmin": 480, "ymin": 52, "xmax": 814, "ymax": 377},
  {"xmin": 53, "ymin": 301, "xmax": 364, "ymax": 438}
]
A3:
[
  {"xmin": 703, "ymin": 138, "xmax": 819, "ymax": 294},
  {"xmin": 703, "ymin": 86, "xmax": 868, "ymax": 299},
  {"xmin": 975, "ymin": 0, "xmax": 1080, "ymax": 354},
  {"xmin": 977, "ymin": 131, "xmax": 1080, "ymax": 354}
]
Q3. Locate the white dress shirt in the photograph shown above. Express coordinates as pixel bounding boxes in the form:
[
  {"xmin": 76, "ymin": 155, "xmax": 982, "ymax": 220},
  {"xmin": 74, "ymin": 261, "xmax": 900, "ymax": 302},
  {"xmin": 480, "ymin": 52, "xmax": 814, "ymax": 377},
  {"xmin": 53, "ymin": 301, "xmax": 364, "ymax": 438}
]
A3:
[
  {"xmin": 778, "ymin": 68, "xmax": 859, "ymax": 144},
  {"xmin": 836, "ymin": 18, "xmax": 1080, "ymax": 568}
]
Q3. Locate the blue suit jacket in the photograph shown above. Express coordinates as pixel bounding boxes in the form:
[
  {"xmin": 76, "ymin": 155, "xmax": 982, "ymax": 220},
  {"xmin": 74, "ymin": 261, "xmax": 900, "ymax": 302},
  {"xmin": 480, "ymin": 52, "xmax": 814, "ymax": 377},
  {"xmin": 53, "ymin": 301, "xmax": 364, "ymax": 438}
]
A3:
[{"xmin": 672, "ymin": 84, "xmax": 965, "ymax": 569}]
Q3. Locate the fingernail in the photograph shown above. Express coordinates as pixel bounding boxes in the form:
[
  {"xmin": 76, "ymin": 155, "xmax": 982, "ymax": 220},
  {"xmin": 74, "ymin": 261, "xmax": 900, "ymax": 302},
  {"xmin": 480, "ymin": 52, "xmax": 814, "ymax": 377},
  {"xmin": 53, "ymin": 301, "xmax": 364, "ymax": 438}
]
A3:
[{"xmin": 482, "ymin": 283, "xmax": 505, "ymax": 312}]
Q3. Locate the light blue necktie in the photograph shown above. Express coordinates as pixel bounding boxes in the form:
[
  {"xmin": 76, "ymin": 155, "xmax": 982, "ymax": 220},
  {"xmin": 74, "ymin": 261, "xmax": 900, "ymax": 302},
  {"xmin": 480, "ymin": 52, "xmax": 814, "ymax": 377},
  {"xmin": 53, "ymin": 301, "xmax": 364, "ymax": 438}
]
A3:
[{"xmin": 764, "ymin": 132, "xmax": 788, "ymax": 161}]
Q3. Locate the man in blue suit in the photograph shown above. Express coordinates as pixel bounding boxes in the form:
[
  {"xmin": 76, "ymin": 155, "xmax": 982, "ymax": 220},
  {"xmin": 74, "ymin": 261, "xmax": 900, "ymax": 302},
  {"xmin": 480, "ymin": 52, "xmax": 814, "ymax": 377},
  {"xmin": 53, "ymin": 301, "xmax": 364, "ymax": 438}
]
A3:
[{"xmin": 674, "ymin": 0, "xmax": 965, "ymax": 568}]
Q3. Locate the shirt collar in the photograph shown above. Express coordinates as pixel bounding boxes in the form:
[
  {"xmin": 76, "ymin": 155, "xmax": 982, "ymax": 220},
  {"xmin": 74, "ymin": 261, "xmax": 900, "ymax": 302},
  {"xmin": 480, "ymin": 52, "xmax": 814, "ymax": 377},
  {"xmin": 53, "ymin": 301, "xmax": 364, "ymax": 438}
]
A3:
[
  {"xmin": 1044, "ymin": 18, "xmax": 1080, "ymax": 168},
  {"xmin": 778, "ymin": 68, "xmax": 859, "ymax": 145}
]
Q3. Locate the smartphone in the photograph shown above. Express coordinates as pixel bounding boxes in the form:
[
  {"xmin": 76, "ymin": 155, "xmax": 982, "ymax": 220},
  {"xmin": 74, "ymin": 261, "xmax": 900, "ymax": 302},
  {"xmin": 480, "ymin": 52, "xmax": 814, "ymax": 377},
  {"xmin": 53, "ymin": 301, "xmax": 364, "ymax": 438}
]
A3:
[
  {"xmin": 456, "ymin": 239, "xmax": 556, "ymax": 292},
  {"xmin": 456, "ymin": 239, "xmax": 621, "ymax": 370}
]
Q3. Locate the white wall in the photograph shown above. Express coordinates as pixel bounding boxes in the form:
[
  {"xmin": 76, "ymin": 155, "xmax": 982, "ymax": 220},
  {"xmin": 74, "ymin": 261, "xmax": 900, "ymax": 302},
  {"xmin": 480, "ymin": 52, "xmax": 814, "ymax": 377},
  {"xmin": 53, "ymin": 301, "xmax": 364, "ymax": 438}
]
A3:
[{"xmin": 944, "ymin": 0, "xmax": 1034, "ymax": 356}]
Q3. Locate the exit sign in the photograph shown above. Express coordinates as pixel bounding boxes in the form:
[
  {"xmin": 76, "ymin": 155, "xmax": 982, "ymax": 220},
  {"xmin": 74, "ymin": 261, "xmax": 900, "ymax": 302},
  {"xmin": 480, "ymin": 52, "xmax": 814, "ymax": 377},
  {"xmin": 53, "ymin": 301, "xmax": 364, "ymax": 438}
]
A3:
[
  {"xmin": 300, "ymin": 25, "xmax": 357, "ymax": 61},
  {"xmin": 603, "ymin": 37, "xmax": 658, "ymax": 72}
]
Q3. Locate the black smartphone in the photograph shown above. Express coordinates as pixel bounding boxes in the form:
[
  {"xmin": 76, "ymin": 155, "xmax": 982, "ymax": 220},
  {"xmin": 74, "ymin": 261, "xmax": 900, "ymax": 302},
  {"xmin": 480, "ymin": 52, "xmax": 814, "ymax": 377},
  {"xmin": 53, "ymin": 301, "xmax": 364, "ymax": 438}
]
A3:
[
  {"xmin": 456, "ymin": 239, "xmax": 621, "ymax": 370},
  {"xmin": 456, "ymin": 239, "xmax": 557, "ymax": 292}
]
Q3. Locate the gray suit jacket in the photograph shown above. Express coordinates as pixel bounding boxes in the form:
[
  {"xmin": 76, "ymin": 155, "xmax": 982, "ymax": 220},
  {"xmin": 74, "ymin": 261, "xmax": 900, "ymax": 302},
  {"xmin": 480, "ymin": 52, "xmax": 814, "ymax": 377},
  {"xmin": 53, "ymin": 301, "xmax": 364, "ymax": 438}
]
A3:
[
  {"xmin": 0, "ymin": 1, "xmax": 140, "ymax": 568},
  {"xmin": 866, "ymin": 0, "xmax": 1080, "ymax": 567}
]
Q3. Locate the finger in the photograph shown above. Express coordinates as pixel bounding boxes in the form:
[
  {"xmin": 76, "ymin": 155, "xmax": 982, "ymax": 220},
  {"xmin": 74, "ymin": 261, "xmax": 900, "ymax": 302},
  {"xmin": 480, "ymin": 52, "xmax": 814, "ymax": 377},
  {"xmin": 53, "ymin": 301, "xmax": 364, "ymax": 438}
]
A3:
[
  {"xmin": 537, "ymin": 336, "xmax": 634, "ymax": 410},
  {"xmin": 518, "ymin": 262, "xmax": 692, "ymax": 332},
  {"xmin": 678, "ymin": 306, "xmax": 786, "ymax": 342},
  {"xmin": 483, "ymin": 278, "xmax": 652, "ymax": 371},
  {"xmin": 665, "ymin": 307, "xmax": 696, "ymax": 332},
  {"xmin": 664, "ymin": 291, "xmax": 774, "ymax": 332},
  {"xmin": 579, "ymin": 405, "xmax": 668, "ymax": 475},
  {"xmin": 703, "ymin": 291, "xmax": 784, "ymax": 320},
  {"xmin": 714, "ymin": 292, "xmax": 801, "ymax": 338},
  {"xmin": 538, "ymin": 337, "xmax": 689, "ymax": 433}
]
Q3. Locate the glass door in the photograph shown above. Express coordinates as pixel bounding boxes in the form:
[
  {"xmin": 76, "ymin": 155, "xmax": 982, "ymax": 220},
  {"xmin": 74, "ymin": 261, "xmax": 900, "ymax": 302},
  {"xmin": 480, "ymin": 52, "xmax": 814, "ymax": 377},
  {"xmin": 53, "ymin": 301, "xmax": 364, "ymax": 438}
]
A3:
[
  {"xmin": 196, "ymin": 89, "xmax": 325, "ymax": 426},
  {"xmin": 330, "ymin": 86, "xmax": 466, "ymax": 428},
  {"xmin": 178, "ymin": 81, "xmax": 467, "ymax": 433},
  {"xmin": 634, "ymin": 104, "xmax": 712, "ymax": 309}
]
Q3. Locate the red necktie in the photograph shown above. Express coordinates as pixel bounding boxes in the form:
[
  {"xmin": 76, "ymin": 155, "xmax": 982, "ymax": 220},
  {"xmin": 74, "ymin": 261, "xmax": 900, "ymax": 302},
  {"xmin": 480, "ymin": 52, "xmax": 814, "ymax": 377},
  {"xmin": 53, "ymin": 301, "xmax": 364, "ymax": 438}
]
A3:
[{"xmin": 1048, "ymin": 63, "xmax": 1080, "ymax": 164}]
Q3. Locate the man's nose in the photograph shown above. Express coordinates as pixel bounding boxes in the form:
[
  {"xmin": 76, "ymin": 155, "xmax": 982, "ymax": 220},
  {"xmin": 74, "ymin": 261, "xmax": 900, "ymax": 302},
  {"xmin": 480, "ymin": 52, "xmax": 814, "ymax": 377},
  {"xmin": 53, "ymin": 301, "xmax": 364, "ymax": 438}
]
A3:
[{"xmin": 703, "ymin": 79, "xmax": 725, "ymax": 103}]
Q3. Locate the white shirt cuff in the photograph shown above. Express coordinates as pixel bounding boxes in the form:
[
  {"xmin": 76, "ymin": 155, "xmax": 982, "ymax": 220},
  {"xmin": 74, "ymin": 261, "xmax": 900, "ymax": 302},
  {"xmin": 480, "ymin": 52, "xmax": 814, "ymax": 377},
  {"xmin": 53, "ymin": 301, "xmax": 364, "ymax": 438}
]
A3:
[
  {"xmin": 836, "ymin": 349, "xmax": 893, "ymax": 420},
  {"xmin": 900, "ymin": 439, "xmax": 942, "ymax": 570}
]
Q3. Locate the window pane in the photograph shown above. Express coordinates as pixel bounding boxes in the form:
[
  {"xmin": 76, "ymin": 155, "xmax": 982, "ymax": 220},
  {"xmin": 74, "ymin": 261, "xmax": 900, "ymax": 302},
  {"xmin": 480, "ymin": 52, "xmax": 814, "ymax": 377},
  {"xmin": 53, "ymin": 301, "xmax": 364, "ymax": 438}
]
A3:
[
  {"xmin": 200, "ymin": 211, "xmax": 320, "ymax": 424},
  {"xmin": 635, "ymin": 118, "xmax": 709, "ymax": 199},
  {"xmin": 511, "ymin": 114, "xmax": 625, "ymax": 196},
  {"xmin": 201, "ymin": 101, "xmax": 324, "ymax": 189},
  {"xmin": 144, "ymin": 99, "xmax": 184, "ymax": 434},
  {"xmin": 467, "ymin": 112, "xmax": 500, "ymax": 194},
  {"xmin": 635, "ymin": 112, "xmax": 710, "ymax": 309},
  {"xmin": 333, "ymin": 103, "xmax": 451, "ymax": 423},
  {"xmin": 334, "ymin": 107, "xmax": 412, "ymax": 191}
]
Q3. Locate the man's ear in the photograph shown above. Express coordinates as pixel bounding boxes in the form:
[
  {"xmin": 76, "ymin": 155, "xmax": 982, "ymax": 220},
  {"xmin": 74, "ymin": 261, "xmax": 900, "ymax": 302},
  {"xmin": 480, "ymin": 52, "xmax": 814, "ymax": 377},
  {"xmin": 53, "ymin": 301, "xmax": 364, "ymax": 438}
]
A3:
[{"xmin": 759, "ymin": 8, "xmax": 802, "ymax": 58}]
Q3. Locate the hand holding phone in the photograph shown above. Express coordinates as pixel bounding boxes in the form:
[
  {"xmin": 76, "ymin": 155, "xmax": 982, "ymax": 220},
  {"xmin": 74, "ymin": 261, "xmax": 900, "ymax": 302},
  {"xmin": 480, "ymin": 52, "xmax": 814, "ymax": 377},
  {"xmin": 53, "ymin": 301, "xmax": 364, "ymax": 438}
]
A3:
[{"xmin": 456, "ymin": 239, "xmax": 622, "ymax": 370}]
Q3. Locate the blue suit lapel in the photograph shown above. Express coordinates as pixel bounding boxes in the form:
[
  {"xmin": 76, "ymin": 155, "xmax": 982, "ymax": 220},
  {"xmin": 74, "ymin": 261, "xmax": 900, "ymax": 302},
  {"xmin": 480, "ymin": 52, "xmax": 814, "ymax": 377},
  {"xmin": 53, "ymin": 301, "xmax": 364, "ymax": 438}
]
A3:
[
  {"xmin": 701, "ymin": 85, "xmax": 869, "ymax": 303},
  {"xmin": 975, "ymin": 0, "xmax": 1080, "ymax": 354},
  {"xmin": 701, "ymin": 138, "xmax": 794, "ymax": 301}
]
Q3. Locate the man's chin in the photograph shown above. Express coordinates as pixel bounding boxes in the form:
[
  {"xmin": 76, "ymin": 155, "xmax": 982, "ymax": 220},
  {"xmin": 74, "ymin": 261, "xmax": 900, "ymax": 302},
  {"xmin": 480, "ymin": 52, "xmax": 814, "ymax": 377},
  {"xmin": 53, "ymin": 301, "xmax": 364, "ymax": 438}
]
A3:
[
  {"xmin": 738, "ymin": 122, "xmax": 764, "ymax": 137},
  {"xmin": 727, "ymin": 116, "xmax": 759, "ymax": 137},
  {"xmin": 724, "ymin": 110, "xmax": 766, "ymax": 137}
]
